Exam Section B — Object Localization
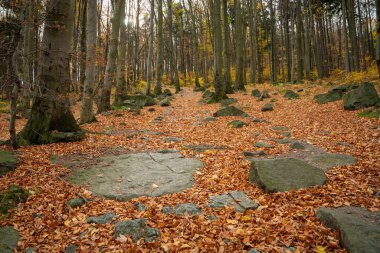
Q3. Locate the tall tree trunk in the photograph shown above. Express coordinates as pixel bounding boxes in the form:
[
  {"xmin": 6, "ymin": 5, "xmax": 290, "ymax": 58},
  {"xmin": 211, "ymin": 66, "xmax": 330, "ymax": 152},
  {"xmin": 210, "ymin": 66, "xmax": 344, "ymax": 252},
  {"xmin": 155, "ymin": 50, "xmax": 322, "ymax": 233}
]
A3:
[
  {"xmin": 99, "ymin": 0, "xmax": 123, "ymax": 112},
  {"xmin": 19, "ymin": 0, "xmax": 83, "ymax": 144},
  {"xmin": 212, "ymin": 0, "xmax": 225, "ymax": 100},
  {"xmin": 80, "ymin": 0, "xmax": 97, "ymax": 124},
  {"xmin": 145, "ymin": 0, "xmax": 154, "ymax": 95},
  {"xmin": 115, "ymin": 0, "xmax": 127, "ymax": 105},
  {"xmin": 376, "ymin": 0, "xmax": 380, "ymax": 76},
  {"xmin": 154, "ymin": 0, "xmax": 164, "ymax": 95},
  {"xmin": 248, "ymin": 0, "xmax": 258, "ymax": 84},
  {"xmin": 79, "ymin": 0, "xmax": 87, "ymax": 96},
  {"xmin": 342, "ymin": 0, "xmax": 351, "ymax": 73},
  {"xmin": 296, "ymin": 0, "xmax": 303, "ymax": 82},
  {"xmin": 345, "ymin": 0, "xmax": 360, "ymax": 71},
  {"xmin": 168, "ymin": 0, "xmax": 180, "ymax": 92},
  {"xmin": 234, "ymin": 0, "xmax": 245, "ymax": 90},
  {"xmin": 222, "ymin": 0, "xmax": 233, "ymax": 93},
  {"xmin": 188, "ymin": 0, "xmax": 201, "ymax": 91}
]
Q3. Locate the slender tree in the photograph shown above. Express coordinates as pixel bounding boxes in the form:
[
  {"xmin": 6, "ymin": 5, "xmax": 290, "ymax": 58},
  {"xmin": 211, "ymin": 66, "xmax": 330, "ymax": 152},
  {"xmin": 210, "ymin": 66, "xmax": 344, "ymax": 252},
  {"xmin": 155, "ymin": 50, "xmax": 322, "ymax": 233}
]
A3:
[
  {"xmin": 146, "ymin": 0, "xmax": 154, "ymax": 95},
  {"xmin": 154, "ymin": 0, "xmax": 164, "ymax": 95}
]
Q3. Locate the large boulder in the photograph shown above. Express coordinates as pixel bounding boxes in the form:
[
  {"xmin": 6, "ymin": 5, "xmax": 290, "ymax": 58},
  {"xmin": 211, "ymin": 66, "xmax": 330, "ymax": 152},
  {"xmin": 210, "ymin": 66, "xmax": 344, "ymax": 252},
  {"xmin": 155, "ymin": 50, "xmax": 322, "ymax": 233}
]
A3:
[
  {"xmin": 117, "ymin": 94, "xmax": 156, "ymax": 109},
  {"xmin": 316, "ymin": 207, "xmax": 380, "ymax": 253},
  {"xmin": 213, "ymin": 106, "xmax": 248, "ymax": 117},
  {"xmin": 0, "ymin": 150, "xmax": 18, "ymax": 176},
  {"xmin": 343, "ymin": 83, "xmax": 380, "ymax": 110},
  {"xmin": 0, "ymin": 226, "xmax": 19, "ymax": 253},
  {"xmin": 249, "ymin": 158, "xmax": 327, "ymax": 192},
  {"xmin": 228, "ymin": 120, "xmax": 247, "ymax": 128},
  {"xmin": 314, "ymin": 92, "xmax": 342, "ymax": 104}
]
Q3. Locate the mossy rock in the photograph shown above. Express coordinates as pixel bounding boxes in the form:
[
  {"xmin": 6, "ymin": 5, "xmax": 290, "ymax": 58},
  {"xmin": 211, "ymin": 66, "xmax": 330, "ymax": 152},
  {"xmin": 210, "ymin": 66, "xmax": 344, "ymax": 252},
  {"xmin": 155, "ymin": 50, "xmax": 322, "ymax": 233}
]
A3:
[
  {"xmin": 213, "ymin": 106, "xmax": 248, "ymax": 117},
  {"xmin": 220, "ymin": 98, "xmax": 237, "ymax": 106},
  {"xmin": 159, "ymin": 98, "xmax": 171, "ymax": 107},
  {"xmin": 51, "ymin": 131, "xmax": 85, "ymax": 143},
  {"xmin": 358, "ymin": 108, "xmax": 380, "ymax": 119},
  {"xmin": 343, "ymin": 83, "xmax": 380, "ymax": 110},
  {"xmin": 314, "ymin": 92, "xmax": 342, "ymax": 104},
  {"xmin": 251, "ymin": 89, "xmax": 261, "ymax": 97},
  {"xmin": 0, "ymin": 185, "xmax": 29, "ymax": 215},
  {"xmin": 0, "ymin": 226, "xmax": 19, "ymax": 253},
  {"xmin": 228, "ymin": 120, "xmax": 247, "ymax": 128},
  {"xmin": 0, "ymin": 151, "xmax": 18, "ymax": 176},
  {"xmin": 284, "ymin": 90, "xmax": 300, "ymax": 99},
  {"xmin": 261, "ymin": 103, "xmax": 273, "ymax": 112}
]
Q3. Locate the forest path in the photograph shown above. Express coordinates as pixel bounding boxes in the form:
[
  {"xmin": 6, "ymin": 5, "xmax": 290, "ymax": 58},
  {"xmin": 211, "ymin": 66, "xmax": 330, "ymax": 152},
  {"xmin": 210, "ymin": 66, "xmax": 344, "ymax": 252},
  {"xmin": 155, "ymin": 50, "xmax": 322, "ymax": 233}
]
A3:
[{"xmin": 0, "ymin": 86, "xmax": 379, "ymax": 252}]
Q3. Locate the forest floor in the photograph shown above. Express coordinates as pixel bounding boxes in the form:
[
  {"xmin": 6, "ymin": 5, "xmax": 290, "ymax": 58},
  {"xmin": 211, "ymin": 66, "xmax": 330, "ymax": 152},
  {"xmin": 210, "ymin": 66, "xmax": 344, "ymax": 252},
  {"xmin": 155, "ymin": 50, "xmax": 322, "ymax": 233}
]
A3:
[{"xmin": 0, "ymin": 82, "xmax": 379, "ymax": 252}]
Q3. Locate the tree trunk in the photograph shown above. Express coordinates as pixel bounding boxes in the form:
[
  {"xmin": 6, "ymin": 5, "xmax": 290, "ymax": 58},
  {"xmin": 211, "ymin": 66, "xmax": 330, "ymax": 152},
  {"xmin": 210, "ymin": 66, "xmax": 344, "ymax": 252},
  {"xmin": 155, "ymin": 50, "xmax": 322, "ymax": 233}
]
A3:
[
  {"xmin": 296, "ymin": 0, "xmax": 303, "ymax": 82},
  {"xmin": 212, "ymin": 0, "xmax": 225, "ymax": 100},
  {"xmin": 19, "ymin": 0, "xmax": 83, "ymax": 145},
  {"xmin": 115, "ymin": 0, "xmax": 127, "ymax": 105},
  {"xmin": 234, "ymin": 0, "xmax": 245, "ymax": 90},
  {"xmin": 99, "ymin": 0, "xmax": 123, "ymax": 112},
  {"xmin": 154, "ymin": 0, "xmax": 164, "ymax": 95},
  {"xmin": 222, "ymin": 0, "xmax": 233, "ymax": 93},
  {"xmin": 188, "ymin": 0, "xmax": 201, "ymax": 91},
  {"xmin": 376, "ymin": 0, "xmax": 380, "ymax": 76},
  {"xmin": 145, "ymin": 0, "xmax": 154, "ymax": 95},
  {"xmin": 80, "ymin": 0, "xmax": 97, "ymax": 124}
]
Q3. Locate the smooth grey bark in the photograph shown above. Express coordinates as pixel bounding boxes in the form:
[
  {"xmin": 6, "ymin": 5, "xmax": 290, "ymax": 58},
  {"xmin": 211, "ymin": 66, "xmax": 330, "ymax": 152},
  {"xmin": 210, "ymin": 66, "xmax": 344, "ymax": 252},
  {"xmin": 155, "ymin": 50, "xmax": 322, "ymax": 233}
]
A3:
[
  {"xmin": 376, "ymin": 0, "xmax": 380, "ymax": 76},
  {"xmin": 296, "ymin": 0, "xmax": 303, "ymax": 82},
  {"xmin": 222, "ymin": 0, "xmax": 233, "ymax": 93},
  {"xmin": 234, "ymin": 0, "xmax": 245, "ymax": 90},
  {"xmin": 212, "ymin": 0, "xmax": 225, "ymax": 100},
  {"xmin": 99, "ymin": 0, "xmax": 123, "ymax": 112},
  {"xmin": 115, "ymin": 0, "xmax": 127, "ymax": 105},
  {"xmin": 80, "ymin": 0, "xmax": 97, "ymax": 124},
  {"xmin": 345, "ymin": 0, "xmax": 360, "ymax": 71},
  {"xmin": 248, "ymin": 0, "xmax": 257, "ymax": 84},
  {"xmin": 188, "ymin": 0, "xmax": 200, "ymax": 91},
  {"xmin": 145, "ymin": 0, "xmax": 154, "ymax": 95},
  {"xmin": 154, "ymin": 0, "xmax": 164, "ymax": 95},
  {"xmin": 342, "ymin": 0, "xmax": 351, "ymax": 73}
]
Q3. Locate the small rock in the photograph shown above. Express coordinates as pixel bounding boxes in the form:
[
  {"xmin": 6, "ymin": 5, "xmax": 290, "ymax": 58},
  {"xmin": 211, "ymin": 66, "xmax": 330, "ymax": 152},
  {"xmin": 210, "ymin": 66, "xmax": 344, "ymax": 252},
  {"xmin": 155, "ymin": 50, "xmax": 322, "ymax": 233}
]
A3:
[
  {"xmin": 251, "ymin": 89, "xmax": 261, "ymax": 97},
  {"xmin": 86, "ymin": 212, "xmax": 117, "ymax": 224},
  {"xmin": 282, "ymin": 131, "xmax": 291, "ymax": 137},
  {"xmin": 248, "ymin": 249, "xmax": 261, "ymax": 253},
  {"xmin": 0, "ymin": 226, "xmax": 19, "ymax": 253},
  {"xmin": 26, "ymin": 247, "xmax": 37, "ymax": 253},
  {"xmin": 297, "ymin": 88, "xmax": 304, "ymax": 92},
  {"xmin": 114, "ymin": 218, "xmax": 160, "ymax": 242},
  {"xmin": 213, "ymin": 106, "xmax": 248, "ymax": 117},
  {"xmin": 207, "ymin": 215, "xmax": 218, "ymax": 221},
  {"xmin": 272, "ymin": 126, "xmax": 289, "ymax": 131},
  {"xmin": 157, "ymin": 149, "xmax": 179, "ymax": 154},
  {"xmin": 220, "ymin": 98, "xmax": 238, "ymax": 106},
  {"xmin": 65, "ymin": 244, "xmax": 77, "ymax": 253},
  {"xmin": 174, "ymin": 203, "xmax": 202, "ymax": 216},
  {"xmin": 228, "ymin": 120, "xmax": 248, "ymax": 128},
  {"xmin": 209, "ymin": 191, "xmax": 258, "ymax": 212},
  {"xmin": 261, "ymin": 103, "xmax": 273, "ymax": 112},
  {"xmin": 243, "ymin": 151, "xmax": 266, "ymax": 157},
  {"xmin": 163, "ymin": 137, "xmax": 183, "ymax": 142},
  {"xmin": 66, "ymin": 198, "xmax": 86, "ymax": 208},
  {"xmin": 284, "ymin": 90, "xmax": 300, "ymax": 99},
  {"xmin": 204, "ymin": 117, "xmax": 217, "ymax": 122},
  {"xmin": 0, "ymin": 150, "xmax": 18, "ymax": 177},
  {"xmin": 148, "ymin": 108, "xmax": 155, "ymax": 112},
  {"xmin": 337, "ymin": 141, "xmax": 351, "ymax": 147},
  {"xmin": 290, "ymin": 141, "xmax": 305, "ymax": 150},
  {"xmin": 252, "ymin": 118, "xmax": 268, "ymax": 123},
  {"xmin": 135, "ymin": 203, "xmax": 147, "ymax": 212},
  {"xmin": 273, "ymin": 139, "xmax": 293, "ymax": 144},
  {"xmin": 159, "ymin": 98, "xmax": 171, "ymax": 107},
  {"xmin": 162, "ymin": 206, "xmax": 173, "ymax": 214},
  {"xmin": 261, "ymin": 90, "xmax": 271, "ymax": 98},
  {"xmin": 254, "ymin": 142, "xmax": 273, "ymax": 148}
]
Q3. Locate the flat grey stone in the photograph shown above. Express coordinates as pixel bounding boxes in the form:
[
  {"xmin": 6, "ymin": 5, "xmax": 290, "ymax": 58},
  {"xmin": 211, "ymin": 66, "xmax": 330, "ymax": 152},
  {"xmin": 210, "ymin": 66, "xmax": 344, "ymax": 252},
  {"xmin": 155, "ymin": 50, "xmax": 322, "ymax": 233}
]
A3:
[
  {"xmin": 174, "ymin": 203, "xmax": 202, "ymax": 216},
  {"xmin": 271, "ymin": 139, "xmax": 293, "ymax": 144},
  {"xmin": 308, "ymin": 153, "xmax": 356, "ymax": 170},
  {"xmin": 213, "ymin": 106, "xmax": 248, "ymax": 117},
  {"xmin": 26, "ymin": 247, "xmax": 37, "ymax": 253},
  {"xmin": 114, "ymin": 219, "xmax": 160, "ymax": 243},
  {"xmin": 183, "ymin": 144, "xmax": 225, "ymax": 152},
  {"xmin": 209, "ymin": 191, "xmax": 258, "ymax": 213},
  {"xmin": 254, "ymin": 142, "xmax": 273, "ymax": 148},
  {"xmin": 249, "ymin": 158, "xmax": 327, "ymax": 193},
  {"xmin": 65, "ymin": 244, "xmax": 77, "ymax": 253},
  {"xmin": 272, "ymin": 126, "xmax": 289, "ymax": 131},
  {"xmin": 228, "ymin": 120, "xmax": 248, "ymax": 128},
  {"xmin": 162, "ymin": 137, "xmax": 183, "ymax": 142},
  {"xmin": 317, "ymin": 207, "xmax": 380, "ymax": 253},
  {"xmin": 87, "ymin": 212, "xmax": 116, "ymax": 224},
  {"xmin": 282, "ymin": 132, "xmax": 291, "ymax": 137},
  {"xmin": 261, "ymin": 103, "xmax": 273, "ymax": 112},
  {"xmin": 243, "ymin": 150, "xmax": 266, "ymax": 157},
  {"xmin": 162, "ymin": 206, "xmax": 173, "ymax": 214},
  {"xmin": 252, "ymin": 118, "xmax": 268, "ymax": 123},
  {"xmin": 66, "ymin": 198, "xmax": 86, "ymax": 208},
  {"xmin": 290, "ymin": 141, "xmax": 306, "ymax": 150},
  {"xmin": 157, "ymin": 149, "xmax": 179, "ymax": 154},
  {"xmin": 204, "ymin": 117, "xmax": 217, "ymax": 122},
  {"xmin": 0, "ymin": 226, "xmax": 19, "ymax": 253},
  {"xmin": 248, "ymin": 249, "xmax": 261, "ymax": 253},
  {"xmin": 67, "ymin": 152, "xmax": 203, "ymax": 200}
]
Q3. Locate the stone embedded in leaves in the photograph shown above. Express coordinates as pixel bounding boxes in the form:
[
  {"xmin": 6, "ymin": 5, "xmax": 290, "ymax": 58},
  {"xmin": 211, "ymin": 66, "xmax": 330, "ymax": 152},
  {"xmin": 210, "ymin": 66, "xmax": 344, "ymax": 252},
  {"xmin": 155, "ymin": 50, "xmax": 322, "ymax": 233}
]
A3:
[
  {"xmin": 254, "ymin": 142, "xmax": 273, "ymax": 148},
  {"xmin": 316, "ymin": 207, "xmax": 380, "ymax": 253},
  {"xmin": 86, "ymin": 212, "xmax": 117, "ymax": 224},
  {"xmin": 213, "ymin": 106, "xmax": 248, "ymax": 117},
  {"xmin": 343, "ymin": 82, "xmax": 380, "ymax": 110},
  {"xmin": 0, "ymin": 150, "xmax": 18, "ymax": 177},
  {"xmin": 220, "ymin": 98, "xmax": 237, "ymax": 106},
  {"xmin": 249, "ymin": 158, "xmax": 327, "ymax": 192},
  {"xmin": 173, "ymin": 203, "xmax": 202, "ymax": 216},
  {"xmin": 159, "ymin": 98, "xmax": 171, "ymax": 107},
  {"xmin": 114, "ymin": 218, "xmax": 160, "ymax": 242},
  {"xmin": 209, "ymin": 191, "xmax": 259, "ymax": 212},
  {"xmin": 228, "ymin": 120, "xmax": 247, "ymax": 128},
  {"xmin": 66, "ymin": 198, "xmax": 86, "ymax": 208},
  {"xmin": 0, "ymin": 185, "xmax": 29, "ymax": 214},
  {"xmin": 251, "ymin": 89, "xmax": 261, "ymax": 97},
  {"xmin": 290, "ymin": 141, "xmax": 306, "ymax": 150},
  {"xmin": 283, "ymin": 90, "xmax": 300, "ymax": 99},
  {"xmin": 0, "ymin": 226, "xmax": 19, "ymax": 253},
  {"xmin": 261, "ymin": 103, "xmax": 273, "ymax": 112},
  {"xmin": 308, "ymin": 153, "xmax": 356, "ymax": 170}
]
